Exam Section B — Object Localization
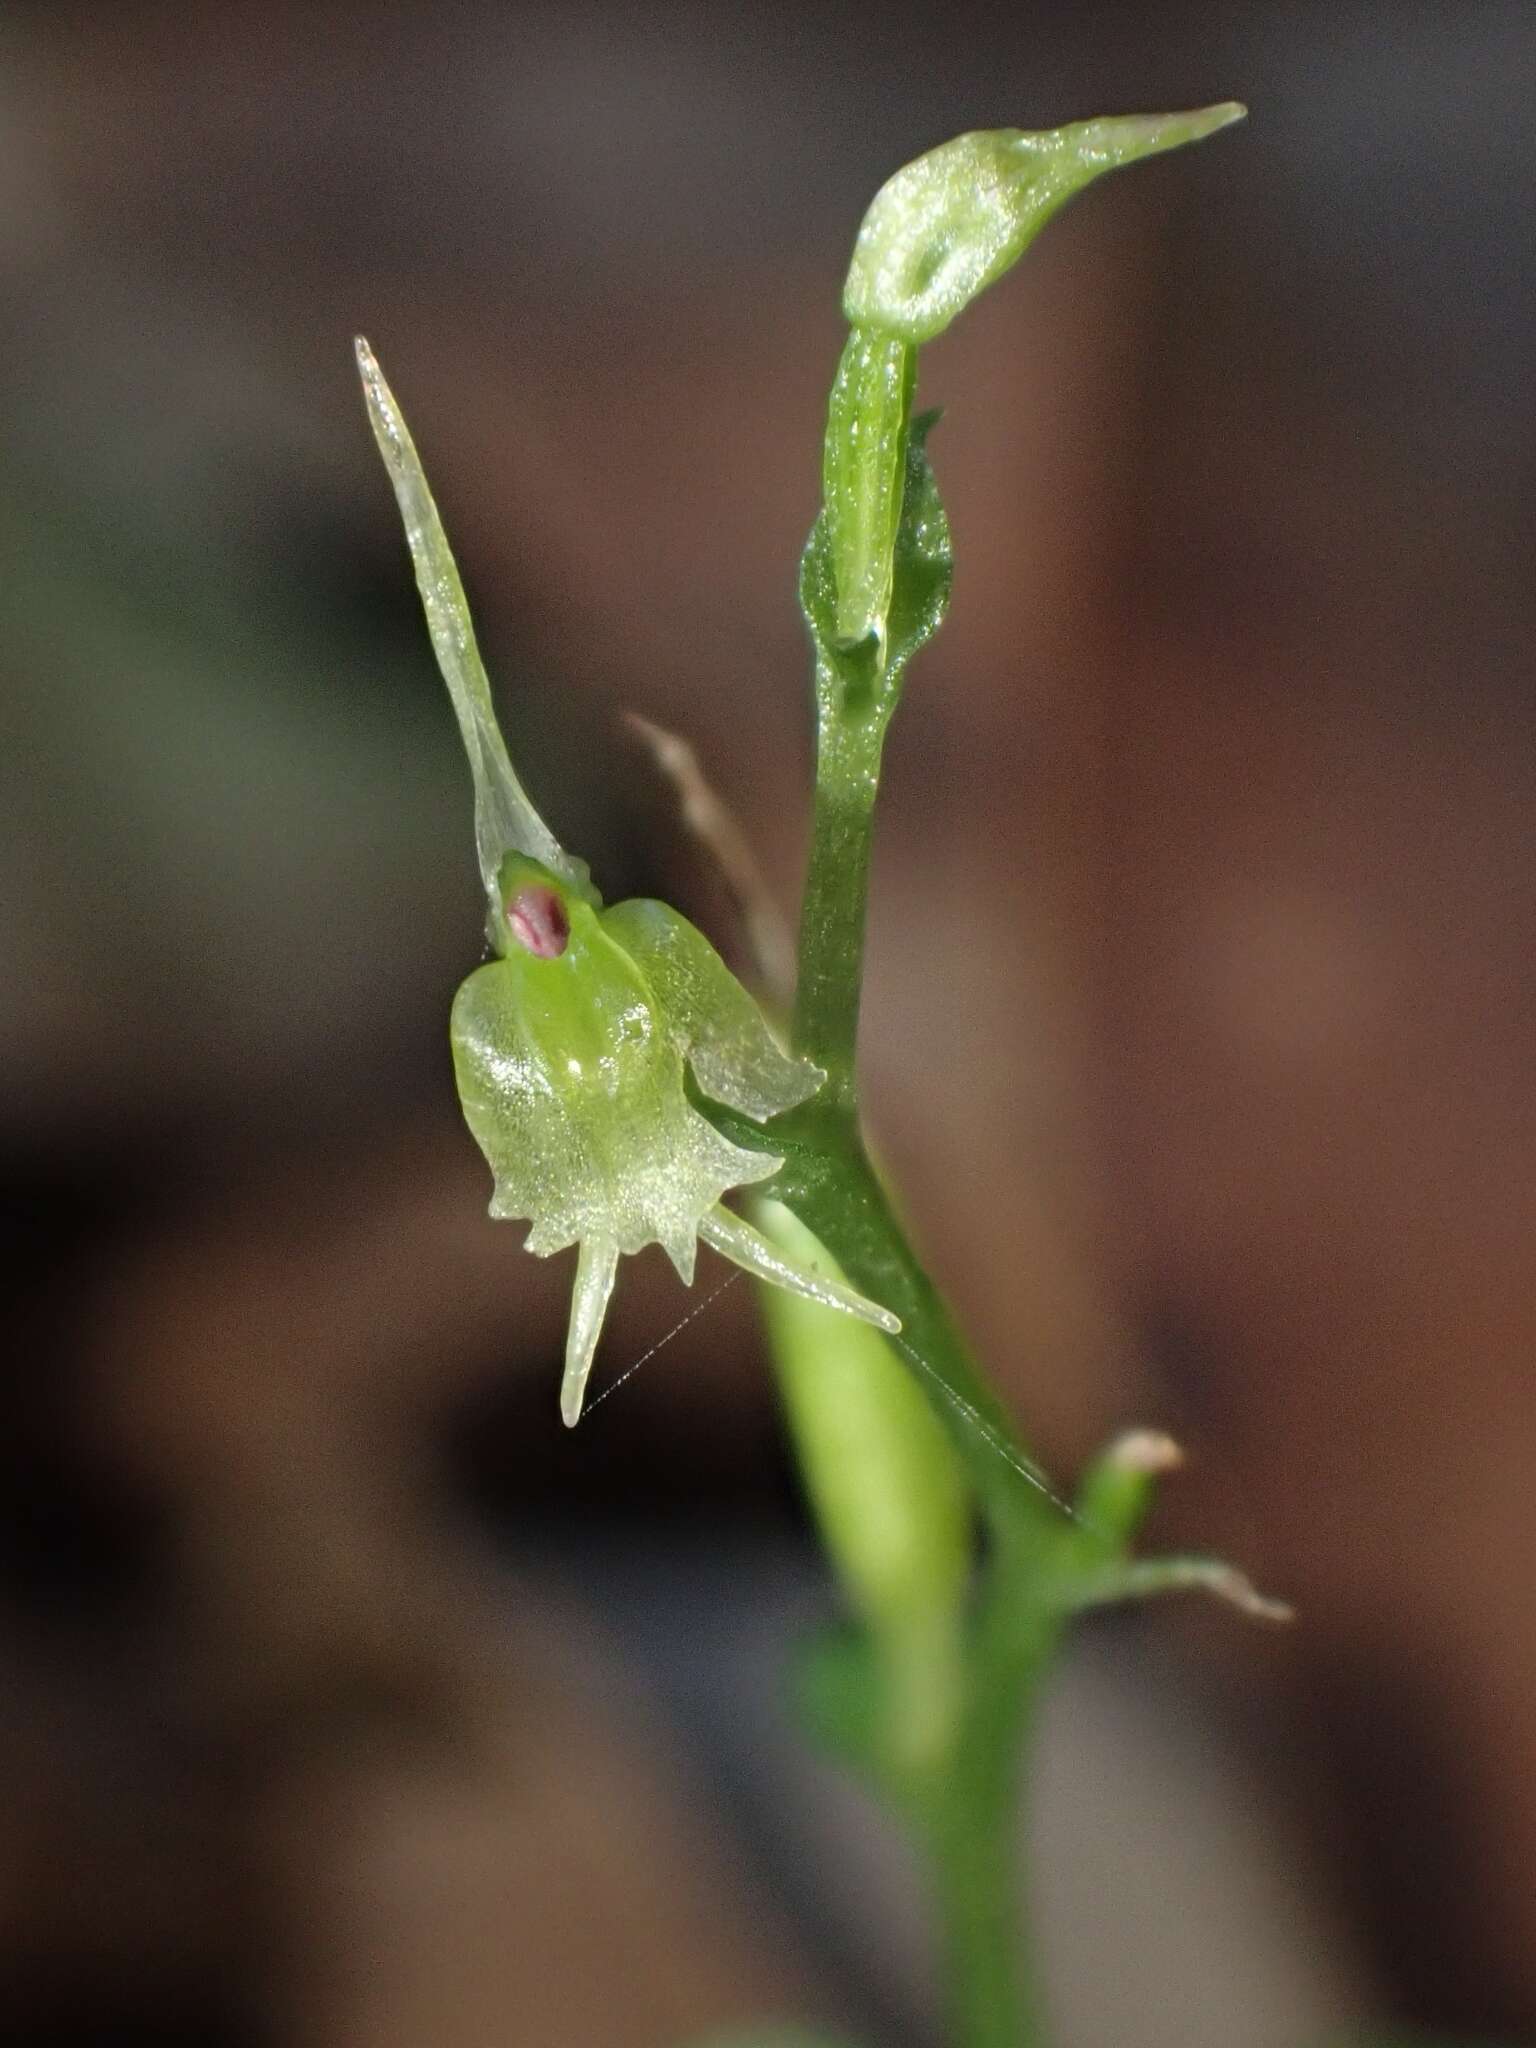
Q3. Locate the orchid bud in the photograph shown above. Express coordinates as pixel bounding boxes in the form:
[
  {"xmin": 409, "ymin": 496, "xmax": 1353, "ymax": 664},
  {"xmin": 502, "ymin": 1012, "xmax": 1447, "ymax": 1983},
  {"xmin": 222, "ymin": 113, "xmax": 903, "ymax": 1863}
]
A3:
[{"xmin": 843, "ymin": 104, "xmax": 1246, "ymax": 345}]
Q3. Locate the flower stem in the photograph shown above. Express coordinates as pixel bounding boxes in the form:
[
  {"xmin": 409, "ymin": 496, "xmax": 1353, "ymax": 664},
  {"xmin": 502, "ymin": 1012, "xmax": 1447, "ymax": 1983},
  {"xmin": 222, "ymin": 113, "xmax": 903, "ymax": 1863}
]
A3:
[
  {"xmin": 792, "ymin": 720, "xmax": 881, "ymax": 1109},
  {"xmin": 778, "ymin": 596, "xmax": 1060, "ymax": 2046},
  {"xmin": 926, "ymin": 1656, "xmax": 1048, "ymax": 2048}
]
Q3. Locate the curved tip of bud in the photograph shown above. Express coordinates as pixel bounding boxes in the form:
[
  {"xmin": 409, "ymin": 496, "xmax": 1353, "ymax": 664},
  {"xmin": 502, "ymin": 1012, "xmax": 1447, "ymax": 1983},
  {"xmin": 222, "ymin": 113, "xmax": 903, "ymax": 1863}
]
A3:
[
  {"xmin": 1105, "ymin": 1427, "xmax": 1186, "ymax": 1476},
  {"xmin": 1077, "ymin": 99, "xmax": 1247, "ymax": 165},
  {"xmin": 843, "ymin": 102, "xmax": 1248, "ymax": 344},
  {"xmin": 354, "ymin": 336, "xmax": 386, "ymax": 403},
  {"xmin": 1207, "ymin": 1566, "xmax": 1295, "ymax": 1625},
  {"xmin": 1191, "ymin": 98, "xmax": 1249, "ymax": 136}
]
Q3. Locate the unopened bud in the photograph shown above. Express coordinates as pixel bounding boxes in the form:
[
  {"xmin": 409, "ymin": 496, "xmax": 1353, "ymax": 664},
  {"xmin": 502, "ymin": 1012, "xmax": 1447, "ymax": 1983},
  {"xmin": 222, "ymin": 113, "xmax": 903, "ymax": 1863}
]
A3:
[{"xmin": 843, "ymin": 105, "xmax": 1246, "ymax": 345}]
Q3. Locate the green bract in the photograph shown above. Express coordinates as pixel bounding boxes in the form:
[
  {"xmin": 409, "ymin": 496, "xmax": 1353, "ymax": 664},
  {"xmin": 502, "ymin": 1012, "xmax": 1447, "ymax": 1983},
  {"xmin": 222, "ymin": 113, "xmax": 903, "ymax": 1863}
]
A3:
[
  {"xmin": 843, "ymin": 104, "xmax": 1245, "ymax": 346},
  {"xmin": 802, "ymin": 408, "xmax": 952, "ymax": 738},
  {"xmin": 358, "ymin": 342, "xmax": 899, "ymax": 1425},
  {"xmin": 822, "ymin": 329, "xmax": 915, "ymax": 650}
]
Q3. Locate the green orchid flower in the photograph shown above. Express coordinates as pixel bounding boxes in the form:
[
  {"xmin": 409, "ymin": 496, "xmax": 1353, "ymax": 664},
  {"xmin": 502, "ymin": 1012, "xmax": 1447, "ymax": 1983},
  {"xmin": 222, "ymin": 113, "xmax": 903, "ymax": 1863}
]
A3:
[{"xmin": 356, "ymin": 339, "xmax": 899, "ymax": 1425}]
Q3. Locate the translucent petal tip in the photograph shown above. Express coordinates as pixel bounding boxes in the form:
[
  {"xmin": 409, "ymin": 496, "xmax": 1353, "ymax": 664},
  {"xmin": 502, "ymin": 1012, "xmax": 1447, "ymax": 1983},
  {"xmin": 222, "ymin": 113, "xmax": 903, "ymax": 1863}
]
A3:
[
  {"xmin": 354, "ymin": 335, "xmax": 385, "ymax": 403},
  {"xmin": 354, "ymin": 333, "xmax": 579, "ymax": 900},
  {"xmin": 700, "ymin": 1205, "xmax": 901, "ymax": 1333},
  {"xmin": 1147, "ymin": 98, "xmax": 1246, "ymax": 138},
  {"xmin": 1191, "ymin": 99, "xmax": 1247, "ymax": 135},
  {"xmin": 1085, "ymin": 100, "xmax": 1247, "ymax": 163},
  {"xmin": 561, "ymin": 1236, "xmax": 619, "ymax": 1427}
]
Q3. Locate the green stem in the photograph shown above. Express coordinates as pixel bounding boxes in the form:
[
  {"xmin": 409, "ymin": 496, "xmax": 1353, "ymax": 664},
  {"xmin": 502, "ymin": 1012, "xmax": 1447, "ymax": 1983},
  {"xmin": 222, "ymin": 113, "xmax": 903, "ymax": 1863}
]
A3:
[
  {"xmin": 787, "ymin": 765, "xmax": 1058, "ymax": 1529},
  {"xmin": 927, "ymin": 1661, "xmax": 1048, "ymax": 2048},
  {"xmin": 908, "ymin": 1528, "xmax": 1064, "ymax": 2048},
  {"xmin": 770, "ymin": 108, "xmax": 1256, "ymax": 2048},
  {"xmin": 792, "ymin": 716, "xmax": 884, "ymax": 1109},
  {"xmin": 788, "ymin": 694, "xmax": 1042, "ymax": 1512},
  {"xmin": 776, "ymin": 290, "xmax": 1073, "ymax": 2048},
  {"xmin": 779, "ymin": 665, "xmax": 1061, "ymax": 2046}
]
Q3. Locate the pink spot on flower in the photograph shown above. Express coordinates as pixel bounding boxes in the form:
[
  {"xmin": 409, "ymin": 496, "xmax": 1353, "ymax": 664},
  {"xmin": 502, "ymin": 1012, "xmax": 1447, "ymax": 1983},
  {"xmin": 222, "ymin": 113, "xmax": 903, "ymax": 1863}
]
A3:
[{"xmin": 507, "ymin": 884, "xmax": 570, "ymax": 958}]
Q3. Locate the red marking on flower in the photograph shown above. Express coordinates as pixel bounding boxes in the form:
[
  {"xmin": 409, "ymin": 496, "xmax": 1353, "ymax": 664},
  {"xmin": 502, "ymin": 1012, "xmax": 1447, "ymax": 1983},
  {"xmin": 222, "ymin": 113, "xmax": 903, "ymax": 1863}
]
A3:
[{"xmin": 507, "ymin": 884, "xmax": 570, "ymax": 958}]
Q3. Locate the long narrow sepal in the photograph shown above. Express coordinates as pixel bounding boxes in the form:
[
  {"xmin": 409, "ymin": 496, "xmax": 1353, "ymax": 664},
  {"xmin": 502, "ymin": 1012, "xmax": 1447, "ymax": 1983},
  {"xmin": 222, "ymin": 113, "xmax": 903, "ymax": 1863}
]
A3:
[
  {"xmin": 699, "ymin": 1205, "xmax": 900, "ymax": 1334},
  {"xmin": 562, "ymin": 1233, "xmax": 620, "ymax": 1427},
  {"xmin": 355, "ymin": 337, "xmax": 589, "ymax": 908}
]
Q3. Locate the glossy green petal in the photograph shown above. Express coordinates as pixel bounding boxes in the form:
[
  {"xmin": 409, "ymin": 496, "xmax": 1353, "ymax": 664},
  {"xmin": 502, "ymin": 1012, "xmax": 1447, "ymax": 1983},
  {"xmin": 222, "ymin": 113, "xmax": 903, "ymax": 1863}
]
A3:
[
  {"xmin": 598, "ymin": 896, "xmax": 823, "ymax": 1119},
  {"xmin": 450, "ymin": 885, "xmax": 776, "ymax": 1273},
  {"xmin": 450, "ymin": 867, "xmax": 899, "ymax": 1423}
]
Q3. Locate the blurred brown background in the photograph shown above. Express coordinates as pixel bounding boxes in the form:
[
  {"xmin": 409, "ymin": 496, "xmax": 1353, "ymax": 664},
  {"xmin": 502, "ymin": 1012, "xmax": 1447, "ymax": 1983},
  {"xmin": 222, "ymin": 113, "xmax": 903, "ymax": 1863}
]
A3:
[{"xmin": 3, "ymin": 2, "xmax": 1533, "ymax": 2044}]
